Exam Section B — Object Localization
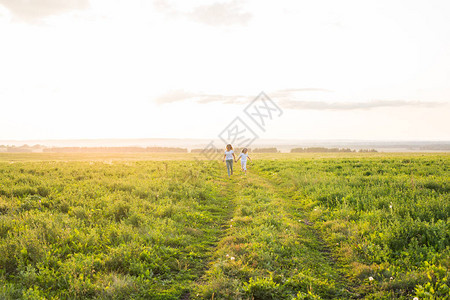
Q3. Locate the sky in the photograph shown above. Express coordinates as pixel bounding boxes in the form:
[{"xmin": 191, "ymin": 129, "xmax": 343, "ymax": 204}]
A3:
[{"xmin": 0, "ymin": 0, "xmax": 449, "ymax": 141}]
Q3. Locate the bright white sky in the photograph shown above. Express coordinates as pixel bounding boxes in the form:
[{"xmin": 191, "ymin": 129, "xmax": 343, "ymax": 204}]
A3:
[{"xmin": 0, "ymin": 0, "xmax": 449, "ymax": 141}]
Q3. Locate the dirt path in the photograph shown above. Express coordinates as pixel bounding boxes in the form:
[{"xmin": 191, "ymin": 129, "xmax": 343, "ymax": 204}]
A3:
[
  {"xmin": 184, "ymin": 163, "xmax": 239, "ymax": 299},
  {"xmin": 189, "ymin": 166, "xmax": 354, "ymax": 299},
  {"xmin": 249, "ymin": 169, "xmax": 356, "ymax": 298}
]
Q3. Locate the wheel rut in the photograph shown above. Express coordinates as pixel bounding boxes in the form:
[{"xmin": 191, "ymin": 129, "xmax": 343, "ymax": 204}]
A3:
[{"xmin": 250, "ymin": 170, "xmax": 357, "ymax": 299}]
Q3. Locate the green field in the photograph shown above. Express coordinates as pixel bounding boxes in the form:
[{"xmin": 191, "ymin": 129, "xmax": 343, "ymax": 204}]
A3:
[{"xmin": 0, "ymin": 153, "xmax": 448, "ymax": 299}]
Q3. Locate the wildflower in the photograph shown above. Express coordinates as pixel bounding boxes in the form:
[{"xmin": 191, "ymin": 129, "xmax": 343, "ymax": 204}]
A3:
[
  {"xmin": 389, "ymin": 205, "xmax": 393, "ymax": 209},
  {"xmin": 231, "ymin": 219, "xmax": 233, "ymax": 222},
  {"xmin": 230, "ymin": 257, "xmax": 235, "ymax": 260},
  {"xmin": 226, "ymin": 254, "xmax": 229, "ymax": 257},
  {"xmin": 369, "ymin": 276, "xmax": 374, "ymax": 281},
  {"xmin": 413, "ymin": 298, "xmax": 419, "ymax": 300},
  {"xmin": 230, "ymin": 225, "xmax": 232, "ymax": 228},
  {"xmin": 390, "ymin": 277, "xmax": 393, "ymax": 280}
]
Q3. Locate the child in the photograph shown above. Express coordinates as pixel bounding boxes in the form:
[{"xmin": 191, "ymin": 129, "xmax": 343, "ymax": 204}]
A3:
[
  {"xmin": 235, "ymin": 148, "xmax": 252, "ymax": 175},
  {"xmin": 223, "ymin": 144, "xmax": 236, "ymax": 177}
]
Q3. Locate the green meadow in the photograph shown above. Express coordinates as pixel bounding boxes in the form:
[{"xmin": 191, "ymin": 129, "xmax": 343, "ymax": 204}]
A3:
[{"xmin": 0, "ymin": 153, "xmax": 448, "ymax": 299}]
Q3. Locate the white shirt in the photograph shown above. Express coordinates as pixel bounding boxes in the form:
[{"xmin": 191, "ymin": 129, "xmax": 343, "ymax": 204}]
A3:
[
  {"xmin": 224, "ymin": 150, "xmax": 234, "ymax": 160},
  {"xmin": 239, "ymin": 153, "xmax": 248, "ymax": 162}
]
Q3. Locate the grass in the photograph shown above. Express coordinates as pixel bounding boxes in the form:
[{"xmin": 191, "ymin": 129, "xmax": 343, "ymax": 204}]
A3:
[
  {"xmin": 0, "ymin": 153, "xmax": 448, "ymax": 299},
  {"xmin": 253, "ymin": 154, "xmax": 449, "ymax": 299},
  {"xmin": 0, "ymin": 159, "xmax": 233, "ymax": 299}
]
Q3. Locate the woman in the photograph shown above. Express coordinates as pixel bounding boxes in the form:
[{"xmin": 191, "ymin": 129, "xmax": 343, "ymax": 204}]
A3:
[{"xmin": 223, "ymin": 144, "xmax": 236, "ymax": 177}]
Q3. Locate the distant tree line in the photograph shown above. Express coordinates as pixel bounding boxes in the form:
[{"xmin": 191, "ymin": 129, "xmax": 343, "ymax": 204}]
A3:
[
  {"xmin": 190, "ymin": 148, "xmax": 248, "ymax": 154},
  {"xmin": 0, "ymin": 144, "xmax": 42, "ymax": 153},
  {"xmin": 190, "ymin": 147, "xmax": 279, "ymax": 153},
  {"xmin": 42, "ymin": 147, "xmax": 187, "ymax": 153},
  {"xmin": 190, "ymin": 149, "xmax": 223, "ymax": 153},
  {"xmin": 252, "ymin": 148, "xmax": 279, "ymax": 153},
  {"xmin": 357, "ymin": 149, "xmax": 378, "ymax": 153},
  {"xmin": 291, "ymin": 147, "xmax": 353, "ymax": 153},
  {"xmin": 1, "ymin": 145, "xmax": 380, "ymax": 154},
  {"xmin": 4, "ymin": 147, "xmax": 33, "ymax": 153},
  {"xmin": 291, "ymin": 147, "xmax": 377, "ymax": 153}
]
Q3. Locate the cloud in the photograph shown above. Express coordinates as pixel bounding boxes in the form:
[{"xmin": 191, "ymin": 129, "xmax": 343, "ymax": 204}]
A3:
[
  {"xmin": 153, "ymin": 0, "xmax": 179, "ymax": 18},
  {"xmin": 270, "ymin": 88, "xmax": 334, "ymax": 98},
  {"xmin": 281, "ymin": 99, "xmax": 442, "ymax": 110},
  {"xmin": 155, "ymin": 88, "xmax": 444, "ymax": 110},
  {"xmin": 274, "ymin": 88, "xmax": 334, "ymax": 93},
  {"xmin": 196, "ymin": 94, "xmax": 247, "ymax": 104},
  {"xmin": 154, "ymin": 0, "xmax": 252, "ymax": 27},
  {"xmin": 154, "ymin": 90, "xmax": 195, "ymax": 104},
  {"xmin": 155, "ymin": 90, "xmax": 248, "ymax": 105},
  {"xmin": 269, "ymin": 89, "xmax": 442, "ymax": 110},
  {"xmin": 155, "ymin": 88, "xmax": 333, "ymax": 105},
  {"xmin": 0, "ymin": 0, "xmax": 89, "ymax": 22},
  {"xmin": 189, "ymin": 1, "xmax": 251, "ymax": 26}
]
